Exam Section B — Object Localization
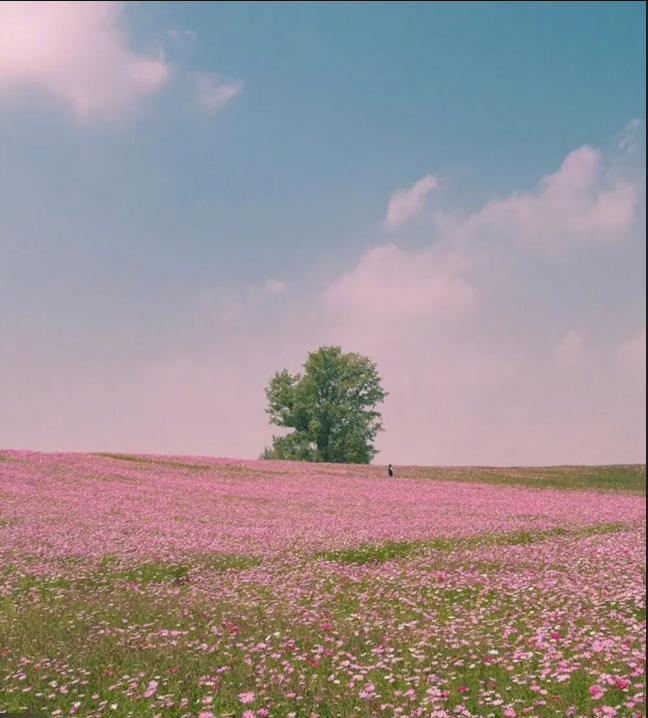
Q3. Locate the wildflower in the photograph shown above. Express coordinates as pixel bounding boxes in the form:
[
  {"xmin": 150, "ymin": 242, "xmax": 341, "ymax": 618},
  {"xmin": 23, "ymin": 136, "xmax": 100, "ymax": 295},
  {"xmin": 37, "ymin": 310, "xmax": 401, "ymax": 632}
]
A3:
[
  {"xmin": 590, "ymin": 685, "xmax": 605, "ymax": 700},
  {"xmin": 143, "ymin": 680, "xmax": 158, "ymax": 697}
]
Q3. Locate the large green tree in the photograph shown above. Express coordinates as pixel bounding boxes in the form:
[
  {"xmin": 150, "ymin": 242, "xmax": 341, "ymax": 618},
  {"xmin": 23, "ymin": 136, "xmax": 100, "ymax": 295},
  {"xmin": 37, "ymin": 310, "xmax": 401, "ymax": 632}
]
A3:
[{"xmin": 261, "ymin": 346, "xmax": 387, "ymax": 464}]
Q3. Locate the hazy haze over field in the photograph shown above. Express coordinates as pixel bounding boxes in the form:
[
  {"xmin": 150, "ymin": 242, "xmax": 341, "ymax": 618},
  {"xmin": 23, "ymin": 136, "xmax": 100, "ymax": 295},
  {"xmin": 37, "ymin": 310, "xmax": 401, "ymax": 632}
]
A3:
[{"xmin": 1, "ymin": 1, "xmax": 646, "ymax": 465}]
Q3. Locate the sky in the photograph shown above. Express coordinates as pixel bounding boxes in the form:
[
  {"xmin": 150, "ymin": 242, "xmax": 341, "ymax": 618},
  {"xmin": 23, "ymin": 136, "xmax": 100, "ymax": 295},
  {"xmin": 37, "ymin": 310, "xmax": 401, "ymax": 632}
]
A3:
[{"xmin": 0, "ymin": 0, "xmax": 646, "ymax": 466}]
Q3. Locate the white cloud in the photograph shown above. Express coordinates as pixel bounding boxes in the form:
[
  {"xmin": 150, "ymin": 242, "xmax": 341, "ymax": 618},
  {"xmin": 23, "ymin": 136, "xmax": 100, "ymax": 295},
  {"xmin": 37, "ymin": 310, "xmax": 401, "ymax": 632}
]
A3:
[
  {"xmin": 0, "ymin": 1, "xmax": 169, "ymax": 121},
  {"xmin": 324, "ymin": 142, "xmax": 643, "ymax": 345},
  {"xmin": 384, "ymin": 144, "xmax": 639, "ymax": 248},
  {"xmin": 457, "ymin": 146, "xmax": 638, "ymax": 246},
  {"xmin": 385, "ymin": 174, "xmax": 439, "ymax": 228},
  {"xmin": 618, "ymin": 118, "xmax": 644, "ymax": 156},
  {"xmin": 554, "ymin": 329, "xmax": 586, "ymax": 368},
  {"xmin": 192, "ymin": 71, "xmax": 242, "ymax": 112}
]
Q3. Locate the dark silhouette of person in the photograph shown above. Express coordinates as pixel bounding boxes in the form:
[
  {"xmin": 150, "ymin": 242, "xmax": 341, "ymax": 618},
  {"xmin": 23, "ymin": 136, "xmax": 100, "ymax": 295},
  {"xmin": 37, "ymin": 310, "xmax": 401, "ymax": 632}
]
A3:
[{"xmin": 388, "ymin": 464, "xmax": 394, "ymax": 478}]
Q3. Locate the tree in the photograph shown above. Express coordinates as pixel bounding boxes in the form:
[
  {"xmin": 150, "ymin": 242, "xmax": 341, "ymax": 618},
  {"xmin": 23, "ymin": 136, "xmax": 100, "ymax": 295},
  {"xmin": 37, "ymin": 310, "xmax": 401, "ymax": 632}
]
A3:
[{"xmin": 262, "ymin": 346, "xmax": 387, "ymax": 464}]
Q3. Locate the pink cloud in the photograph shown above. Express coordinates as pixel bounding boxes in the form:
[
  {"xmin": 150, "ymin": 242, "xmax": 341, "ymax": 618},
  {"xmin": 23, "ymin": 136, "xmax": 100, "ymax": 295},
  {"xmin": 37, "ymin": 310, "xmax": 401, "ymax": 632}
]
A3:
[
  {"xmin": 0, "ymin": 1, "xmax": 169, "ymax": 120},
  {"xmin": 322, "ymin": 243, "xmax": 475, "ymax": 330},
  {"xmin": 617, "ymin": 326, "xmax": 646, "ymax": 374},
  {"xmin": 460, "ymin": 147, "xmax": 638, "ymax": 245},
  {"xmin": 264, "ymin": 279, "xmax": 288, "ymax": 296},
  {"xmin": 324, "ymin": 142, "xmax": 642, "ymax": 339},
  {"xmin": 385, "ymin": 175, "xmax": 439, "ymax": 228},
  {"xmin": 554, "ymin": 329, "xmax": 586, "ymax": 368}
]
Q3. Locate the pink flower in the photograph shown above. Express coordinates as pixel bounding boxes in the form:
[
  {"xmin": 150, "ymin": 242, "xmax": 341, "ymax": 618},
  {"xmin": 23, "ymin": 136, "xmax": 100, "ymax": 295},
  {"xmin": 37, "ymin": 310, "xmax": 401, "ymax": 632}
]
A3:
[
  {"xmin": 616, "ymin": 679, "xmax": 631, "ymax": 690},
  {"xmin": 590, "ymin": 685, "xmax": 605, "ymax": 700},
  {"xmin": 143, "ymin": 680, "xmax": 158, "ymax": 698},
  {"xmin": 239, "ymin": 692, "xmax": 256, "ymax": 705},
  {"xmin": 504, "ymin": 709, "xmax": 517, "ymax": 717}
]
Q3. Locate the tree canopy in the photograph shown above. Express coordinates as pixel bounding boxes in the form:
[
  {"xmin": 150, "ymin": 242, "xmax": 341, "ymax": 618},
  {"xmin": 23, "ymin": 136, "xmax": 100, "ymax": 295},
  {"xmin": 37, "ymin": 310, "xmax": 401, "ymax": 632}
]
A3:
[{"xmin": 261, "ymin": 346, "xmax": 387, "ymax": 464}]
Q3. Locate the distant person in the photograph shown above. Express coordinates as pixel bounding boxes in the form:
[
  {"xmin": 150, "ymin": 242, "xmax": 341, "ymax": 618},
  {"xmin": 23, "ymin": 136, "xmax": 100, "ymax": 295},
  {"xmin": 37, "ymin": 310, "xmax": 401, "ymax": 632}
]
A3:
[{"xmin": 388, "ymin": 464, "xmax": 394, "ymax": 478}]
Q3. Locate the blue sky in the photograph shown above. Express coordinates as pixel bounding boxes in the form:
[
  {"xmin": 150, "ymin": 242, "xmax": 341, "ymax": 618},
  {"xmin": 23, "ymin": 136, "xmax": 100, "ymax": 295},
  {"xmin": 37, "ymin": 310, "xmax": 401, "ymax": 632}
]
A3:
[{"xmin": 1, "ymin": 1, "xmax": 646, "ymax": 464}]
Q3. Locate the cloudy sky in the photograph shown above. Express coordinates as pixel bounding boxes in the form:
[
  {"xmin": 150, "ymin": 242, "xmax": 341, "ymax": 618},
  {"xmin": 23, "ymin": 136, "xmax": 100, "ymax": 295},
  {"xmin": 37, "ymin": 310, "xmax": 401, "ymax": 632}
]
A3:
[{"xmin": 1, "ymin": 1, "xmax": 646, "ymax": 466}]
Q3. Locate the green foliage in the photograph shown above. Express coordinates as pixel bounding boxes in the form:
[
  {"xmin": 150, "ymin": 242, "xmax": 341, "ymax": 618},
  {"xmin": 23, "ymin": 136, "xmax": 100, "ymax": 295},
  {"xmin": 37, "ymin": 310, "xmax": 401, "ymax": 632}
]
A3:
[
  {"xmin": 318, "ymin": 540, "xmax": 421, "ymax": 565},
  {"xmin": 316, "ymin": 522, "xmax": 634, "ymax": 565},
  {"xmin": 396, "ymin": 464, "xmax": 646, "ymax": 494},
  {"xmin": 262, "ymin": 346, "xmax": 387, "ymax": 464}
]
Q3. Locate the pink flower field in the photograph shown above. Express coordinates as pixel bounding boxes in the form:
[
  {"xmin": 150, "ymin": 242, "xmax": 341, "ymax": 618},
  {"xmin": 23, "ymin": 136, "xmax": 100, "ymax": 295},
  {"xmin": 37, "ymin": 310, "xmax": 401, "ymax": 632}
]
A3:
[
  {"xmin": 0, "ymin": 451, "xmax": 646, "ymax": 718},
  {"xmin": 0, "ymin": 451, "xmax": 645, "ymax": 562}
]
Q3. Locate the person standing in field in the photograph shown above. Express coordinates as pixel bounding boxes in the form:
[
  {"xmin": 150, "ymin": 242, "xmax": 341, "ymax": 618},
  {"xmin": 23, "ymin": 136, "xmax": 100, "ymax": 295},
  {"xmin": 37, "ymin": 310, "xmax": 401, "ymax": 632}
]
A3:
[{"xmin": 388, "ymin": 464, "xmax": 394, "ymax": 478}]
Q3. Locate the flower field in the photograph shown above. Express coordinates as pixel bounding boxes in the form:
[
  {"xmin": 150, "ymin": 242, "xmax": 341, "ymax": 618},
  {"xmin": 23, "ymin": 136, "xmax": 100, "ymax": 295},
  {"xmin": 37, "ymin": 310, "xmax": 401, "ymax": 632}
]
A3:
[{"xmin": 0, "ymin": 451, "xmax": 646, "ymax": 718}]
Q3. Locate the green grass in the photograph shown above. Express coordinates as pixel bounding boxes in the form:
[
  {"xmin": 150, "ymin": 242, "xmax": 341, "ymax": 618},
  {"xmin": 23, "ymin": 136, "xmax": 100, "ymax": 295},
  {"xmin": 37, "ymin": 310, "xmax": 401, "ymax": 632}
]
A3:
[
  {"xmin": 10, "ymin": 574, "xmax": 72, "ymax": 597},
  {"xmin": 317, "ymin": 522, "xmax": 636, "ymax": 564},
  {"xmin": 94, "ymin": 453, "xmax": 284, "ymax": 478},
  {"xmin": 0, "ymin": 553, "xmax": 264, "ymax": 605},
  {"xmin": 387, "ymin": 464, "xmax": 646, "ymax": 494},
  {"xmin": 113, "ymin": 561, "xmax": 191, "ymax": 585},
  {"xmin": 89, "ymin": 553, "xmax": 262, "ymax": 588},
  {"xmin": 94, "ymin": 453, "xmax": 213, "ymax": 471}
]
